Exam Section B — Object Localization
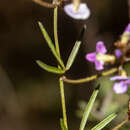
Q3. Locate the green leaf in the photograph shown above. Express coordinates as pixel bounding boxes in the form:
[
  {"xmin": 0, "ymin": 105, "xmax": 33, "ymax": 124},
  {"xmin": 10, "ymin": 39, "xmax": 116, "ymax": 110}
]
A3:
[
  {"xmin": 77, "ymin": 24, "xmax": 86, "ymax": 41},
  {"xmin": 79, "ymin": 85, "xmax": 100, "ymax": 130},
  {"xmin": 92, "ymin": 113, "xmax": 117, "ymax": 130},
  {"xmin": 66, "ymin": 41, "xmax": 81, "ymax": 70},
  {"xmin": 54, "ymin": 7, "xmax": 60, "ymax": 56},
  {"xmin": 38, "ymin": 21, "xmax": 65, "ymax": 69},
  {"xmin": 36, "ymin": 60, "xmax": 64, "ymax": 74},
  {"xmin": 60, "ymin": 119, "xmax": 68, "ymax": 130},
  {"xmin": 65, "ymin": 25, "xmax": 86, "ymax": 71}
]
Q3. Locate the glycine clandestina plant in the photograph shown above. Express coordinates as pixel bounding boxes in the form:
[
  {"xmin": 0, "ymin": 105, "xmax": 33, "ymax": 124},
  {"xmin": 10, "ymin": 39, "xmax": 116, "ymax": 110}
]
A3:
[{"xmin": 33, "ymin": 0, "xmax": 130, "ymax": 129}]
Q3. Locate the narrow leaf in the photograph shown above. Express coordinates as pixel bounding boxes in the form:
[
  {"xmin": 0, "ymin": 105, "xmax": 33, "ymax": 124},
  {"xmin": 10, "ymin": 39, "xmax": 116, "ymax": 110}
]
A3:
[
  {"xmin": 78, "ymin": 24, "xmax": 87, "ymax": 41},
  {"xmin": 66, "ymin": 41, "xmax": 81, "ymax": 70},
  {"xmin": 60, "ymin": 119, "xmax": 68, "ymax": 130},
  {"xmin": 79, "ymin": 85, "xmax": 100, "ymax": 130},
  {"xmin": 54, "ymin": 7, "xmax": 60, "ymax": 56},
  {"xmin": 92, "ymin": 113, "xmax": 117, "ymax": 130},
  {"xmin": 38, "ymin": 21, "xmax": 65, "ymax": 69},
  {"xmin": 36, "ymin": 60, "xmax": 64, "ymax": 74},
  {"xmin": 66, "ymin": 25, "xmax": 86, "ymax": 71}
]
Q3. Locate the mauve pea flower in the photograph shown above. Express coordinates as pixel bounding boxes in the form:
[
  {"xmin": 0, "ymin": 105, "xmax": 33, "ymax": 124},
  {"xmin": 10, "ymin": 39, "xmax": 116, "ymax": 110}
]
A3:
[
  {"xmin": 110, "ymin": 76, "xmax": 130, "ymax": 94},
  {"xmin": 115, "ymin": 49, "xmax": 122, "ymax": 59},
  {"xmin": 121, "ymin": 23, "xmax": 130, "ymax": 45},
  {"xmin": 64, "ymin": 3, "xmax": 90, "ymax": 19},
  {"xmin": 86, "ymin": 41, "xmax": 116, "ymax": 71},
  {"xmin": 85, "ymin": 41, "xmax": 107, "ymax": 71},
  {"xmin": 124, "ymin": 23, "xmax": 130, "ymax": 33}
]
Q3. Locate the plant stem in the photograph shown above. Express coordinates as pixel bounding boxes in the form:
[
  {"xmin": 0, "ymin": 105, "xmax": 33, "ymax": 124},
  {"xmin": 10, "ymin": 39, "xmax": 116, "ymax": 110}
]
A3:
[
  {"xmin": 33, "ymin": 0, "xmax": 55, "ymax": 8},
  {"xmin": 112, "ymin": 119, "xmax": 128, "ymax": 130},
  {"xmin": 59, "ymin": 78, "xmax": 68, "ymax": 129},
  {"xmin": 54, "ymin": 7, "xmax": 61, "ymax": 57},
  {"xmin": 62, "ymin": 68, "xmax": 118, "ymax": 84}
]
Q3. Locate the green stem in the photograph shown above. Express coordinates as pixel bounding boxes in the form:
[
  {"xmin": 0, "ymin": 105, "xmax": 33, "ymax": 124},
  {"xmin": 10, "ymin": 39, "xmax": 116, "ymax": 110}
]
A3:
[
  {"xmin": 54, "ymin": 7, "xmax": 61, "ymax": 57},
  {"xmin": 112, "ymin": 119, "xmax": 128, "ymax": 130},
  {"xmin": 33, "ymin": 0, "xmax": 55, "ymax": 8},
  {"xmin": 62, "ymin": 68, "xmax": 118, "ymax": 84},
  {"xmin": 59, "ymin": 78, "xmax": 68, "ymax": 129}
]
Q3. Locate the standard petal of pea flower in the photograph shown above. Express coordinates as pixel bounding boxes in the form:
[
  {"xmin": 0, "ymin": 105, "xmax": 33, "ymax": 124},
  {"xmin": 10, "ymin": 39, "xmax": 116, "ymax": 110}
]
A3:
[
  {"xmin": 64, "ymin": 3, "xmax": 90, "ymax": 19},
  {"xmin": 96, "ymin": 41, "xmax": 107, "ymax": 54}
]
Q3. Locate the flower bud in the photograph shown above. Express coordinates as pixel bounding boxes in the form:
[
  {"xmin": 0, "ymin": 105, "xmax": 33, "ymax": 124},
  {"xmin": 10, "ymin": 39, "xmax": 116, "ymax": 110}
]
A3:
[
  {"xmin": 120, "ymin": 23, "xmax": 130, "ymax": 46},
  {"xmin": 119, "ymin": 68, "xmax": 127, "ymax": 78}
]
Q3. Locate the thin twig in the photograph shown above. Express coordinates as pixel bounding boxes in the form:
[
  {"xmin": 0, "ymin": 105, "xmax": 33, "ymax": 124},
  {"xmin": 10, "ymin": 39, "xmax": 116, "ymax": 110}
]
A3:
[
  {"xmin": 59, "ymin": 78, "xmax": 68, "ymax": 129},
  {"xmin": 62, "ymin": 68, "xmax": 118, "ymax": 84},
  {"xmin": 33, "ymin": 0, "xmax": 55, "ymax": 8},
  {"xmin": 112, "ymin": 119, "xmax": 128, "ymax": 130}
]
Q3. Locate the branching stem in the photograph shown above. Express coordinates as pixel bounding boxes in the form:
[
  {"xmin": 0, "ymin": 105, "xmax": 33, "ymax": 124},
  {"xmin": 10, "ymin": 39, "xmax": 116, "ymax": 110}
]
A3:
[
  {"xmin": 33, "ymin": 0, "xmax": 55, "ymax": 8},
  {"xmin": 62, "ymin": 68, "xmax": 118, "ymax": 84}
]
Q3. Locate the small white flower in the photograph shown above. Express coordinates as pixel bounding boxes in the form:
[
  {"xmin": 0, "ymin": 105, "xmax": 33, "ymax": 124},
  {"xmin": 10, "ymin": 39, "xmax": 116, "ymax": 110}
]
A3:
[{"xmin": 64, "ymin": 3, "xmax": 90, "ymax": 20}]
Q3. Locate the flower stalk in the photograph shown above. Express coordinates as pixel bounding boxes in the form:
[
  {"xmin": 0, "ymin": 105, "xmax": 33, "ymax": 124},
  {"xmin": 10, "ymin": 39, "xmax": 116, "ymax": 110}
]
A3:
[
  {"xmin": 33, "ymin": 0, "xmax": 55, "ymax": 8},
  {"xmin": 73, "ymin": 0, "xmax": 80, "ymax": 12},
  {"xmin": 62, "ymin": 68, "xmax": 118, "ymax": 84}
]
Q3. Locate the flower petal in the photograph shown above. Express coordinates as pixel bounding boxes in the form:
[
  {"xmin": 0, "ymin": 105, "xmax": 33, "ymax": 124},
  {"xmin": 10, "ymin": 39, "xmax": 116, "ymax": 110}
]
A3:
[
  {"xmin": 110, "ymin": 76, "xmax": 128, "ymax": 81},
  {"xmin": 96, "ymin": 41, "xmax": 107, "ymax": 54},
  {"xmin": 125, "ymin": 79, "xmax": 130, "ymax": 84},
  {"xmin": 64, "ymin": 3, "xmax": 90, "ymax": 20},
  {"xmin": 124, "ymin": 23, "xmax": 130, "ymax": 33},
  {"xmin": 115, "ymin": 49, "xmax": 122, "ymax": 59},
  {"xmin": 113, "ymin": 82, "xmax": 128, "ymax": 94},
  {"xmin": 95, "ymin": 60, "xmax": 104, "ymax": 71},
  {"xmin": 85, "ymin": 52, "xmax": 96, "ymax": 62}
]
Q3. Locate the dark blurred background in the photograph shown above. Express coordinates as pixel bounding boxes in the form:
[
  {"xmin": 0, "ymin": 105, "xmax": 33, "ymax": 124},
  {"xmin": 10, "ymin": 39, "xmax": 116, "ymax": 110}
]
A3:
[{"xmin": 0, "ymin": 0, "xmax": 129, "ymax": 129}]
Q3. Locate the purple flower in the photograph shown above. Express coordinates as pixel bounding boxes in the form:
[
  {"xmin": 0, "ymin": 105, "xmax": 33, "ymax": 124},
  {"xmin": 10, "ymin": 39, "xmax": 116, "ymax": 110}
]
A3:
[
  {"xmin": 115, "ymin": 49, "xmax": 122, "ymax": 59},
  {"xmin": 124, "ymin": 23, "xmax": 130, "ymax": 33},
  {"xmin": 85, "ymin": 41, "xmax": 107, "ymax": 71},
  {"xmin": 64, "ymin": 3, "xmax": 90, "ymax": 19},
  {"xmin": 110, "ymin": 76, "xmax": 130, "ymax": 94},
  {"xmin": 121, "ymin": 23, "xmax": 130, "ymax": 45}
]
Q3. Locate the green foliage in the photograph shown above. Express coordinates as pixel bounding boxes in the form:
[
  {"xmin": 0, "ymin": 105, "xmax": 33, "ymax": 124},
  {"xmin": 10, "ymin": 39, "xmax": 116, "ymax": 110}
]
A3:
[
  {"xmin": 65, "ymin": 25, "xmax": 86, "ymax": 71},
  {"xmin": 91, "ymin": 113, "xmax": 117, "ymax": 130},
  {"xmin": 60, "ymin": 119, "xmax": 68, "ymax": 130},
  {"xmin": 36, "ymin": 60, "xmax": 64, "ymax": 74},
  {"xmin": 54, "ymin": 7, "xmax": 60, "ymax": 56},
  {"xmin": 124, "ymin": 62, "xmax": 130, "ymax": 75},
  {"xmin": 35, "ymin": 7, "xmax": 119, "ymax": 130},
  {"xmin": 79, "ymin": 85, "xmax": 100, "ymax": 130},
  {"xmin": 66, "ymin": 41, "xmax": 81, "ymax": 70},
  {"xmin": 38, "ymin": 21, "xmax": 65, "ymax": 69}
]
